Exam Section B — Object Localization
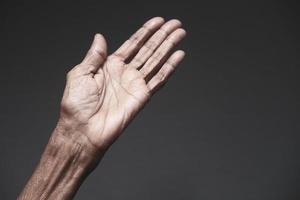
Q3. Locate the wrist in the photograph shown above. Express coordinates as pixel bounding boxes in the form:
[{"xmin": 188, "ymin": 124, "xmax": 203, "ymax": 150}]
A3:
[
  {"xmin": 18, "ymin": 126, "xmax": 104, "ymax": 200},
  {"xmin": 51, "ymin": 122, "xmax": 104, "ymax": 172},
  {"xmin": 56, "ymin": 114, "xmax": 112, "ymax": 151}
]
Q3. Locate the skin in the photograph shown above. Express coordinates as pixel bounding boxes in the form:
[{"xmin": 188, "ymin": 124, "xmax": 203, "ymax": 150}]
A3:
[{"xmin": 18, "ymin": 17, "xmax": 186, "ymax": 200}]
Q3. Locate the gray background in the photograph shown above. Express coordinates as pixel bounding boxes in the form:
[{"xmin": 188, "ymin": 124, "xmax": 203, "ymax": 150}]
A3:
[{"xmin": 1, "ymin": 0, "xmax": 300, "ymax": 199}]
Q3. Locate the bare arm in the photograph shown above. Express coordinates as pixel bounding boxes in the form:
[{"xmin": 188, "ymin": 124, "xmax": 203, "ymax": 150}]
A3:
[
  {"xmin": 17, "ymin": 130, "xmax": 101, "ymax": 200},
  {"xmin": 18, "ymin": 17, "xmax": 186, "ymax": 200}
]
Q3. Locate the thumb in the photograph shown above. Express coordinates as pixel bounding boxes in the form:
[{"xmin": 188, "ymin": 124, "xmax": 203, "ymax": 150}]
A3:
[{"xmin": 82, "ymin": 33, "xmax": 107, "ymax": 71}]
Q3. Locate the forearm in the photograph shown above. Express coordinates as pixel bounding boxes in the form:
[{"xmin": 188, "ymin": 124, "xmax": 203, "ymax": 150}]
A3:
[
  {"xmin": 18, "ymin": 17, "xmax": 185, "ymax": 200},
  {"xmin": 18, "ymin": 127, "xmax": 103, "ymax": 200}
]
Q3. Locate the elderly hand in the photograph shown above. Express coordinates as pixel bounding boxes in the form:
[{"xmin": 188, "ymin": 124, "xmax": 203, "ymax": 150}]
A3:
[
  {"xmin": 58, "ymin": 17, "xmax": 186, "ymax": 151},
  {"xmin": 18, "ymin": 17, "xmax": 186, "ymax": 200}
]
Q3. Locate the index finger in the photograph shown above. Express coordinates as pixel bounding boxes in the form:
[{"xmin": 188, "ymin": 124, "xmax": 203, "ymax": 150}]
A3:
[{"xmin": 113, "ymin": 17, "xmax": 165, "ymax": 61}]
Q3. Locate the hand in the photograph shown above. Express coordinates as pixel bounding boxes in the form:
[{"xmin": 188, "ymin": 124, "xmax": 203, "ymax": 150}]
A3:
[
  {"xmin": 18, "ymin": 17, "xmax": 186, "ymax": 200},
  {"xmin": 57, "ymin": 17, "xmax": 186, "ymax": 151}
]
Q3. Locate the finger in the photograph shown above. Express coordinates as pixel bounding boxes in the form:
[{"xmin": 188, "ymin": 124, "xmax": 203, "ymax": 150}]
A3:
[
  {"xmin": 140, "ymin": 28, "xmax": 186, "ymax": 79},
  {"xmin": 128, "ymin": 19, "xmax": 182, "ymax": 69},
  {"xmin": 147, "ymin": 50, "xmax": 185, "ymax": 93},
  {"xmin": 82, "ymin": 33, "xmax": 107, "ymax": 72},
  {"xmin": 113, "ymin": 17, "xmax": 165, "ymax": 61}
]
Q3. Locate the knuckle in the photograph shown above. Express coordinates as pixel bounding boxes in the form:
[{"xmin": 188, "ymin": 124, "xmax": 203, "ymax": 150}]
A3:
[
  {"xmin": 166, "ymin": 60, "xmax": 176, "ymax": 70},
  {"xmin": 129, "ymin": 34, "xmax": 141, "ymax": 44},
  {"xmin": 156, "ymin": 71, "xmax": 166, "ymax": 82},
  {"xmin": 158, "ymin": 28, "xmax": 168, "ymax": 37},
  {"xmin": 142, "ymin": 24, "xmax": 152, "ymax": 32},
  {"xmin": 66, "ymin": 64, "xmax": 87, "ymax": 79},
  {"xmin": 153, "ymin": 51, "xmax": 164, "ymax": 61},
  {"xmin": 132, "ymin": 57, "xmax": 143, "ymax": 68},
  {"xmin": 144, "ymin": 40, "xmax": 157, "ymax": 52},
  {"xmin": 93, "ymin": 48, "xmax": 106, "ymax": 59},
  {"xmin": 165, "ymin": 37, "xmax": 175, "ymax": 47},
  {"xmin": 108, "ymin": 54, "xmax": 122, "ymax": 62}
]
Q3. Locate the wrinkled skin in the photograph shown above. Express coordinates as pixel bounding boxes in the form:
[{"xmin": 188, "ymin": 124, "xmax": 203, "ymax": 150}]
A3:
[{"xmin": 58, "ymin": 17, "xmax": 186, "ymax": 150}]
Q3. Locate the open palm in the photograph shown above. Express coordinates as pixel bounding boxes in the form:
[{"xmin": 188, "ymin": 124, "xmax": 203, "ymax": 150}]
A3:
[{"xmin": 59, "ymin": 17, "xmax": 186, "ymax": 149}]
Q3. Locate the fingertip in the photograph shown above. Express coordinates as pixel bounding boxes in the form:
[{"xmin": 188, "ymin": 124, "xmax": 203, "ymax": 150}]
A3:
[
  {"xmin": 160, "ymin": 50, "xmax": 185, "ymax": 71},
  {"xmin": 169, "ymin": 28, "xmax": 186, "ymax": 41},
  {"xmin": 94, "ymin": 33, "xmax": 103, "ymax": 38},
  {"xmin": 177, "ymin": 50, "xmax": 186, "ymax": 58},
  {"xmin": 168, "ymin": 19, "xmax": 182, "ymax": 27},
  {"xmin": 82, "ymin": 33, "xmax": 107, "ymax": 67},
  {"xmin": 177, "ymin": 28, "xmax": 187, "ymax": 37},
  {"xmin": 94, "ymin": 33, "xmax": 106, "ymax": 43},
  {"xmin": 145, "ymin": 16, "xmax": 165, "ymax": 26},
  {"xmin": 153, "ymin": 16, "xmax": 165, "ymax": 23},
  {"xmin": 93, "ymin": 33, "xmax": 107, "ymax": 55},
  {"xmin": 151, "ymin": 16, "xmax": 165, "ymax": 23},
  {"xmin": 172, "ymin": 50, "xmax": 186, "ymax": 63}
]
